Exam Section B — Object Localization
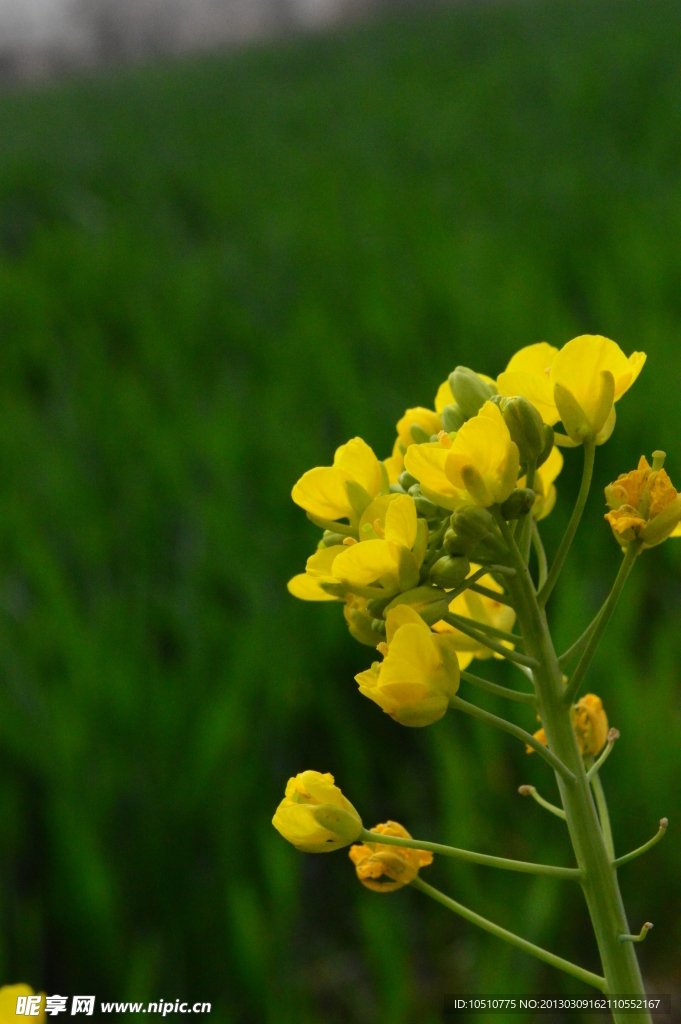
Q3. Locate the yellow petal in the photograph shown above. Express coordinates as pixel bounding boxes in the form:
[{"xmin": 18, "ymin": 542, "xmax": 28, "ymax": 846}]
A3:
[
  {"xmin": 334, "ymin": 437, "xmax": 383, "ymax": 498},
  {"xmin": 332, "ymin": 538, "xmax": 400, "ymax": 587},
  {"xmin": 306, "ymin": 545, "xmax": 344, "ymax": 576},
  {"xmin": 497, "ymin": 343, "xmax": 560, "ymax": 425},
  {"xmin": 551, "ymin": 336, "xmax": 646, "ymax": 429},
  {"xmin": 537, "ymin": 445, "xmax": 564, "ymax": 489},
  {"xmin": 287, "ymin": 574, "xmax": 339, "ymax": 601},
  {"xmin": 435, "ymin": 379, "xmax": 454, "ymax": 413},
  {"xmin": 380, "ymin": 622, "xmax": 442, "ymax": 688},
  {"xmin": 404, "ymin": 441, "xmax": 468, "ymax": 509},
  {"xmin": 384, "ymin": 494, "xmax": 417, "ymax": 549},
  {"xmin": 385, "ymin": 604, "xmax": 426, "ymax": 643},
  {"xmin": 291, "ymin": 466, "xmax": 351, "ymax": 520},
  {"xmin": 396, "ymin": 407, "xmax": 442, "ymax": 449},
  {"xmin": 445, "ymin": 401, "xmax": 519, "ymax": 506}
]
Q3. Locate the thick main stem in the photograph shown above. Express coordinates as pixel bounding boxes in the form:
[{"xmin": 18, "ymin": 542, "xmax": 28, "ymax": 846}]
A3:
[{"xmin": 504, "ymin": 553, "xmax": 651, "ymax": 1022}]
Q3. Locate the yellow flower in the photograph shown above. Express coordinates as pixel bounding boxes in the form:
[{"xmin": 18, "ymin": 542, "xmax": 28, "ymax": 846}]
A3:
[
  {"xmin": 444, "ymin": 401, "xmax": 520, "ymax": 507},
  {"xmin": 518, "ymin": 446, "xmax": 564, "ymax": 521},
  {"xmin": 0, "ymin": 986, "xmax": 45, "ymax": 1023},
  {"xmin": 272, "ymin": 771, "xmax": 363, "ymax": 853},
  {"xmin": 572, "ymin": 694, "xmax": 609, "ymax": 757},
  {"xmin": 604, "ymin": 455, "xmax": 681, "ymax": 547},
  {"xmin": 349, "ymin": 820, "xmax": 433, "ymax": 891},
  {"xmin": 396, "ymin": 407, "xmax": 442, "ymax": 450},
  {"xmin": 526, "ymin": 726, "xmax": 548, "ymax": 754},
  {"xmin": 344, "ymin": 594, "xmax": 380, "ymax": 646},
  {"xmin": 291, "ymin": 437, "xmax": 384, "ymax": 523},
  {"xmin": 355, "ymin": 605, "xmax": 460, "ymax": 726},
  {"xmin": 435, "ymin": 373, "xmax": 497, "ymax": 415},
  {"xmin": 550, "ymin": 336, "xmax": 646, "ymax": 443},
  {"xmin": 331, "ymin": 494, "xmax": 421, "ymax": 591},
  {"xmin": 287, "ymin": 544, "xmax": 346, "ymax": 601},
  {"xmin": 403, "ymin": 434, "xmax": 470, "ymax": 511},
  {"xmin": 497, "ymin": 342, "xmax": 561, "ymax": 425},
  {"xmin": 432, "ymin": 565, "xmax": 517, "ymax": 669}
]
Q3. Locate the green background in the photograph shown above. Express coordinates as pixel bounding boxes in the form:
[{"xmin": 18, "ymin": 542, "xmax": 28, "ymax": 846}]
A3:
[{"xmin": 0, "ymin": 0, "xmax": 678, "ymax": 1019}]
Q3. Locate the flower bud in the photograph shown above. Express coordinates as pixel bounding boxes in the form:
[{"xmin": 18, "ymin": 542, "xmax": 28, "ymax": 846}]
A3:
[
  {"xmin": 443, "ymin": 527, "xmax": 467, "ymax": 557},
  {"xmin": 535, "ymin": 424, "xmax": 555, "ymax": 469},
  {"xmin": 409, "ymin": 424, "xmax": 432, "ymax": 445},
  {"xmin": 429, "ymin": 555, "xmax": 471, "ymax": 589},
  {"xmin": 349, "ymin": 821, "xmax": 433, "ymax": 892},
  {"xmin": 440, "ymin": 403, "xmax": 465, "ymax": 432},
  {"xmin": 398, "ymin": 470, "xmax": 418, "ymax": 492},
  {"xmin": 450, "ymin": 505, "xmax": 502, "ymax": 556},
  {"xmin": 499, "ymin": 487, "xmax": 536, "ymax": 521},
  {"xmin": 384, "ymin": 586, "xmax": 450, "ymax": 625},
  {"xmin": 448, "ymin": 367, "xmax": 498, "ymax": 420},
  {"xmin": 414, "ymin": 494, "xmax": 440, "ymax": 519},
  {"xmin": 272, "ymin": 771, "xmax": 363, "ymax": 853},
  {"xmin": 502, "ymin": 396, "xmax": 545, "ymax": 463}
]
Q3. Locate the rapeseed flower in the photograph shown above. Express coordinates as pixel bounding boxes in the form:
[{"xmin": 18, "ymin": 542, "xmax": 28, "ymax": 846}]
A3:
[
  {"xmin": 572, "ymin": 694, "xmax": 609, "ymax": 757},
  {"xmin": 605, "ymin": 455, "xmax": 681, "ymax": 547},
  {"xmin": 349, "ymin": 821, "xmax": 433, "ymax": 891},
  {"xmin": 292, "ymin": 437, "xmax": 384, "ymax": 523},
  {"xmin": 443, "ymin": 401, "xmax": 520, "ymax": 507},
  {"xmin": 331, "ymin": 494, "xmax": 422, "ymax": 591},
  {"xmin": 355, "ymin": 605, "xmax": 460, "ymax": 726},
  {"xmin": 272, "ymin": 771, "xmax": 362, "ymax": 853}
]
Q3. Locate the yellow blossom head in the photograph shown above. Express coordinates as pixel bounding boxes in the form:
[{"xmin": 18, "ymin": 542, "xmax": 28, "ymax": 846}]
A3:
[
  {"xmin": 331, "ymin": 494, "xmax": 421, "ymax": 591},
  {"xmin": 291, "ymin": 437, "xmax": 384, "ymax": 523},
  {"xmin": 349, "ymin": 820, "xmax": 433, "ymax": 891},
  {"xmin": 572, "ymin": 694, "xmax": 609, "ymax": 757},
  {"xmin": 0, "ymin": 986, "xmax": 45, "ymax": 1023},
  {"xmin": 403, "ymin": 435, "xmax": 470, "ymax": 511},
  {"xmin": 355, "ymin": 605, "xmax": 460, "ymax": 726},
  {"xmin": 550, "ymin": 336, "xmax": 646, "ymax": 443},
  {"xmin": 443, "ymin": 401, "xmax": 520, "ymax": 507},
  {"xmin": 432, "ymin": 565, "xmax": 516, "ymax": 668},
  {"xmin": 604, "ymin": 454, "xmax": 681, "ymax": 547},
  {"xmin": 272, "ymin": 771, "xmax": 363, "ymax": 853}
]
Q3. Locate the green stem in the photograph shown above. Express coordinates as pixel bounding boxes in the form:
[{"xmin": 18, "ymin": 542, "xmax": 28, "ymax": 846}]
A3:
[
  {"xmin": 411, "ymin": 877, "xmax": 606, "ymax": 992},
  {"xmin": 618, "ymin": 924, "xmax": 653, "ymax": 943},
  {"xmin": 613, "ymin": 820, "xmax": 668, "ymax": 869},
  {"xmin": 442, "ymin": 613, "xmax": 537, "ymax": 668},
  {"xmin": 467, "ymin": 582, "xmax": 514, "ymax": 607},
  {"xmin": 532, "ymin": 520, "xmax": 548, "ymax": 590},
  {"xmin": 562, "ymin": 542, "xmax": 641, "ymax": 705},
  {"xmin": 538, "ymin": 437, "xmax": 596, "ymax": 607},
  {"xmin": 449, "ymin": 695, "xmax": 575, "ymax": 782},
  {"xmin": 358, "ymin": 828, "xmax": 580, "ymax": 880},
  {"xmin": 586, "ymin": 732, "xmax": 619, "ymax": 782},
  {"xmin": 461, "ymin": 669, "xmax": 536, "ymax": 706},
  {"xmin": 519, "ymin": 785, "xmax": 567, "ymax": 820},
  {"xmin": 558, "ymin": 611, "xmax": 603, "ymax": 669},
  {"xmin": 497, "ymin": 537, "xmax": 652, "ymax": 1021},
  {"xmin": 589, "ymin": 766, "xmax": 616, "ymax": 863},
  {"xmin": 443, "ymin": 611, "xmax": 524, "ymax": 648},
  {"xmin": 518, "ymin": 462, "xmax": 537, "ymax": 564}
]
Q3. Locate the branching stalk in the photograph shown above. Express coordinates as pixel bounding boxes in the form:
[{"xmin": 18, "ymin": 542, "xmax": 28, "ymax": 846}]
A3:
[
  {"xmin": 618, "ymin": 924, "xmax": 653, "ymax": 943},
  {"xmin": 467, "ymin": 582, "xmax": 514, "ymax": 607},
  {"xmin": 443, "ymin": 611, "xmax": 524, "ymax": 647},
  {"xmin": 589, "ymin": 766, "xmax": 616, "ymax": 863},
  {"xmin": 358, "ymin": 828, "xmax": 581, "ymax": 880},
  {"xmin": 442, "ymin": 613, "xmax": 537, "ymax": 668},
  {"xmin": 518, "ymin": 785, "xmax": 567, "ymax": 820},
  {"xmin": 461, "ymin": 669, "xmax": 536, "ymax": 706},
  {"xmin": 449, "ymin": 695, "xmax": 576, "ymax": 782},
  {"xmin": 532, "ymin": 520, "xmax": 548, "ymax": 590},
  {"xmin": 586, "ymin": 729, "xmax": 620, "ymax": 782},
  {"xmin": 558, "ymin": 611, "xmax": 603, "ymax": 669},
  {"xmin": 562, "ymin": 542, "xmax": 641, "ymax": 705},
  {"xmin": 613, "ymin": 820, "xmax": 668, "ymax": 869},
  {"xmin": 538, "ymin": 437, "xmax": 596, "ymax": 607},
  {"xmin": 411, "ymin": 877, "xmax": 607, "ymax": 992}
]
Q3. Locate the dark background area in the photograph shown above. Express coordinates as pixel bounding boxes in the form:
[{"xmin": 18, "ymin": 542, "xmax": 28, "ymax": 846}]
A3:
[{"xmin": 0, "ymin": 0, "xmax": 678, "ymax": 1020}]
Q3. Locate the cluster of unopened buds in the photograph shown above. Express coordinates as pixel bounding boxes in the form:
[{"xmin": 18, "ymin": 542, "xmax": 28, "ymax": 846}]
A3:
[{"xmin": 273, "ymin": 336, "xmax": 673, "ymax": 1016}]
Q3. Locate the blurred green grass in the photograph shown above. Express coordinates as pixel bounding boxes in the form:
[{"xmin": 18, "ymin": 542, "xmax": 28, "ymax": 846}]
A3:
[{"xmin": 0, "ymin": 0, "xmax": 679, "ymax": 1020}]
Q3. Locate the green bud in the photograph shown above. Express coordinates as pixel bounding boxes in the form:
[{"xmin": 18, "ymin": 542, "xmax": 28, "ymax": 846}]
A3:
[
  {"xmin": 441, "ymin": 403, "xmax": 465, "ymax": 432},
  {"xmin": 451, "ymin": 505, "xmax": 503, "ymax": 557},
  {"xmin": 409, "ymin": 424, "xmax": 432, "ymax": 445},
  {"xmin": 443, "ymin": 527, "xmax": 468, "ymax": 556},
  {"xmin": 371, "ymin": 617, "xmax": 387, "ymax": 635},
  {"xmin": 502, "ymin": 397, "xmax": 545, "ymax": 463},
  {"xmin": 322, "ymin": 531, "xmax": 347, "ymax": 547},
  {"xmin": 366, "ymin": 595, "xmax": 394, "ymax": 618},
  {"xmin": 414, "ymin": 494, "xmax": 439, "ymax": 518},
  {"xmin": 429, "ymin": 555, "xmax": 471, "ymax": 589},
  {"xmin": 500, "ymin": 487, "xmax": 536, "ymax": 520},
  {"xmin": 536, "ymin": 425, "xmax": 555, "ymax": 469},
  {"xmin": 346, "ymin": 605, "xmax": 381, "ymax": 646},
  {"xmin": 398, "ymin": 470, "xmax": 418, "ymax": 491},
  {"xmin": 448, "ymin": 367, "xmax": 498, "ymax": 420},
  {"xmin": 311, "ymin": 805, "xmax": 363, "ymax": 842},
  {"xmin": 384, "ymin": 585, "xmax": 450, "ymax": 625}
]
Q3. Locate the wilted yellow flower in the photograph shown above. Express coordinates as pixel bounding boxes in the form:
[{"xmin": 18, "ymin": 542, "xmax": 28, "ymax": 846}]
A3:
[
  {"xmin": 403, "ymin": 435, "xmax": 470, "ymax": 511},
  {"xmin": 497, "ymin": 342, "xmax": 561, "ymax": 425},
  {"xmin": 331, "ymin": 494, "xmax": 421, "ymax": 591},
  {"xmin": 396, "ymin": 407, "xmax": 442, "ymax": 450},
  {"xmin": 572, "ymin": 694, "xmax": 609, "ymax": 757},
  {"xmin": 292, "ymin": 437, "xmax": 384, "ymax": 523},
  {"xmin": 287, "ymin": 544, "xmax": 346, "ymax": 601},
  {"xmin": 344, "ymin": 594, "xmax": 381, "ymax": 646},
  {"xmin": 526, "ymin": 726, "xmax": 548, "ymax": 754},
  {"xmin": 443, "ymin": 401, "xmax": 520, "ymax": 507},
  {"xmin": 0, "ymin": 986, "xmax": 45, "ymax": 1023},
  {"xmin": 349, "ymin": 820, "xmax": 433, "ymax": 891},
  {"xmin": 272, "ymin": 771, "xmax": 363, "ymax": 853},
  {"xmin": 432, "ymin": 565, "xmax": 517, "ymax": 669},
  {"xmin": 355, "ymin": 605, "xmax": 460, "ymax": 726},
  {"xmin": 604, "ymin": 455, "xmax": 681, "ymax": 547},
  {"xmin": 550, "ymin": 336, "xmax": 646, "ymax": 443},
  {"xmin": 518, "ymin": 446, "xmax": 564, "ymax": 520}
]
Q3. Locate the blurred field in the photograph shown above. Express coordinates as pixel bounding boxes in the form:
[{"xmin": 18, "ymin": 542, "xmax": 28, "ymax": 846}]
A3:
[{"xmin": 0, "ymin": 0, "xmax": 679, "ymax": 1020}]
